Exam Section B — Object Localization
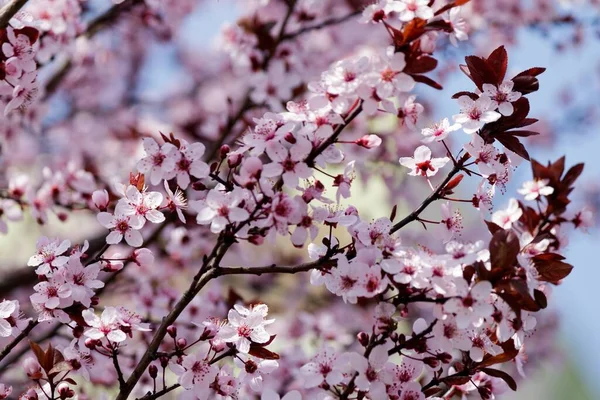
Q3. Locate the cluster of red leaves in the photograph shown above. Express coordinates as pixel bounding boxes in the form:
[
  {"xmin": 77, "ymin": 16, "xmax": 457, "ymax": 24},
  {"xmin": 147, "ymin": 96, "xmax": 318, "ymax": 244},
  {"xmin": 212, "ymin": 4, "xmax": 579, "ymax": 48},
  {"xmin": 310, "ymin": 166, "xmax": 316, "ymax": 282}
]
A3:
[
  {"xmin": 454, "ymin": 45, "xmax": 545, "ymax": 161},
  {"xmin": 28, "ymin": 341, "xmax": 76, "ymax": 391}
]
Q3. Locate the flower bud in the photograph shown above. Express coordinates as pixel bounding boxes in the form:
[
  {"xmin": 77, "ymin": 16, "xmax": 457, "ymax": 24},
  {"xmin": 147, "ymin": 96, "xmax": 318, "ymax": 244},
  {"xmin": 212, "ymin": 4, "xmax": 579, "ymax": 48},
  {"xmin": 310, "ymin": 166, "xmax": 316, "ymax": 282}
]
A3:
[
  {"xmin": 355, "ymin": 134, "xmax": 382, "ymax": 149},
  {"xmin": 192, "ymin": 181, "xmax": 207, "ymax": 191},
  {"xmin": 72, "ymin": 325, "xmax": 84, "ymax": 339},
  {"xmin": 437, "ymin": 352, "xmax": 452, "ymax": 364},
  {"xmin": 160, "ymin": 356, "xmax": 170, "ymax": 368},
  {"xmin": 57, "ymin": 382, "xmax": 75, "ymax": 399},
  {"xmin": 219, "ymin": 145, "xmax": 230, "ymax": 160},
  {"xmin": 133, "ymin": 248, "xmax": 154, "ymax": 268},
  {"xmin": 149, "ymin": 364, "xmax": 158, "ymax": 379},
  {"xmin": 422, "ymin": 356, "xmax": 439, "ymax": 369},
  {"xmin": 167, "ymin": 325, "xmax": 177, "ymax": 338},
  {"xmin": 22, "ymin": 388, "xmax": 38, "ymax": 400},
  {"xmin": 176, "ymin": 338, "xmax": 187, "ymax": 349},
  {"xmin": 85, "ymin": 338, "xmax": 98, "ymax": 350},
  {"xmin": 227, "ymin": 152, "xmax": 242, "ymax": 168},
  {"xmin": 357, "ymin": 332, "xmax": 369, "ymax": 347},
  {"xmin": 284, "ymin": 132, "xmax": 296, "ymax": 144},
  {"xmin": 23, "ymin": 357, "xmax": 42, "ymax": 379},
  {"xmin": 92, "ymin": 189, "xmax": 110, "ymax": 211},
  {"xmin": 210, "ymin": 339, "xmax": 226, "ymax": 352}
]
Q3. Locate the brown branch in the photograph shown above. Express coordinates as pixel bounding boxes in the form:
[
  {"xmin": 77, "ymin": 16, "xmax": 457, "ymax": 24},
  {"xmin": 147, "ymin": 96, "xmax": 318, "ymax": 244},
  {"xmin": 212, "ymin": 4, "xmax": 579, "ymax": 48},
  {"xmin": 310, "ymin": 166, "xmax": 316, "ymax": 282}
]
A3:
[
  {"xmin": 281, "ymin": 10, "xmax": 361, "ymax": 41},
  {"xmin": 204, "ymin": 6, "xmax": 361, "ymax": 162},
  {"xmin": 0, "ymin": 0, "xmax": 28, "ymax": 29},
  {"xmin": 389, "ymin": 155, "xmax": 468, "ymax": 234},
  {"xmin": 0, "ymin": 320, "xmax": 37, "ymax": 364},
  {"xmin": 138, "ymin": 383, "xmax": 181, "ymax": 400}
]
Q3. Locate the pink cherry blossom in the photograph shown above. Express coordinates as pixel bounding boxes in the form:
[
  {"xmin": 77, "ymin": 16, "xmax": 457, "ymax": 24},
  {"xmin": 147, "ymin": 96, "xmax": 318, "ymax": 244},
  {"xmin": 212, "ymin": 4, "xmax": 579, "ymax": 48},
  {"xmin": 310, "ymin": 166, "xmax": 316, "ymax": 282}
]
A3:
[
  {"xmin": 97, "ymin": 211, "xmax": 145, "ymax": 247},
  {"xmin": 453, "ymin": 95, "xmax": 501, "ymax": 134},
  {"xmin": 350, "ymin": 345, "xmax": 393, "ymax": 399},
  {"xmin": 262, "ymin": 138, "xmax": 313, "ymax": 188},
  {"xmin": 218, "ymin": 304, "xmax": 274, "ymax": 353},
  {"xmin": 137, "ymin": 138, "xmax": 178, "ymax": 185},
  {"xmin": 483, "ymin": 81, "xmax": 522, "ymax": 116},
  {"xmin": 444, "ymin": 280, "xmax": 494, "ymax": 329},
  {"xmin": 170, "ymin": 352, "xmax": 218, "ymax": 396},
  {"xmin": 399, "ymin": 0, "xmax": 434, "ymax": 22},
  {"xmin": 173, "ymin": 141, "xmax": 210, "ymax": 189},
  {"xmin": 193, "ymin": 188, "xmax": 249, "ymax": 233},
  {"xmin": 399, "ymin": 145, "xmax": 449, "ymax": 177},
  {"xmin": 492, "ymin": 198, "xmax": 523, "ymax": 229},
  {"xmin": 82, "ymin": 307, "xmax": 127, "ymax": 343},
  {"xmin": 518, "ymin": 179, "xmax": 554, "ymax": 201},
  {"xmin": 27, "ymin": 237, "xmax": 71, "ymax": 276},
  {"xmin": 421, "ymin": 118, "xmax": 461, "ymax": 143}
]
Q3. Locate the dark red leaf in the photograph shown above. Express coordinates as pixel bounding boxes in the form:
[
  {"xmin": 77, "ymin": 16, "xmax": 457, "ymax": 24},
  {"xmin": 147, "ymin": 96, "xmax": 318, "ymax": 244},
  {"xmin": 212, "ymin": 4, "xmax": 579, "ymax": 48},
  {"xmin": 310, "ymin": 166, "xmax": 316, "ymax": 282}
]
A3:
[
  {"xmin": 452, "ymin": 91, "xmax": 479, "ymax": 100},
  {"xmin": 484, "ymin": 220, "xmax": 503, "ymax": 235},
  {"xmin": 478, "ymin": 339, "xmax": 519, "ymax": 368},
  {"xmin": 465, "ymin": 56, "xmax": 495, "ymax": 90},
  {"xmin": 533, "ymin": 254, "xmax": 573, "ymax": 284},
  {"xmin": 506, "ymin": 130, "xmax": 539, "ymax": 137},
  {"xmin": 562, "ymin": 163, "xmax": 584, "ymax": 187},
  {"xmin": 248, "ymin": 344, "xmax": 280, "ymax": 360},
  {"xmin": 533, "ymin": 289, "xmax": 548, "ymax": 309},
  {"xmin": 486, "ymin": 46, "xmax": 508, "ymax": 83},
  {"xmin": 480, "ymin": 368, "xmax": 517, "ymax": 391},
  {"xmin": 495, "ymin": 134, "xmax": 530, "ymax": 161},
  {"xmin": 405, "ymin": 55, "xmax": 438, "ymax": 74},
  {"xmin": 411, "ymin": 74, "xmax": 443, "ymax": 90},
  {"xmin": 489, "ymin": 229, "xmax": 520, "ymax": 272},
  {"xmin": 514, "ymin": 67, "xmax": 546, "ymax": 78}
]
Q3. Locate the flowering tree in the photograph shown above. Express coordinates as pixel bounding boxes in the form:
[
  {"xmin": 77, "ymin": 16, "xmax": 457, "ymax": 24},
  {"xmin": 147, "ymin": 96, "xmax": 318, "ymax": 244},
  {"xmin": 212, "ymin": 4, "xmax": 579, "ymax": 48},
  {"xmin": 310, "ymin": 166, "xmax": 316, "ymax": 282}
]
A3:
[{"xmin": 0, "ymin": 0, "xmax": 594, "ymax": 399}]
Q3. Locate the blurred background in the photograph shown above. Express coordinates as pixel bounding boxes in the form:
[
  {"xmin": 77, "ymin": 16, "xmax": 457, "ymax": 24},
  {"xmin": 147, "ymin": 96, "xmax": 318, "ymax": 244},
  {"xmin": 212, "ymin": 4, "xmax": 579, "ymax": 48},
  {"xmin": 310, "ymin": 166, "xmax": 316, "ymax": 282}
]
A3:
[{"xmin": 2, "ymin": 0, "xmax": 600, "ymax": 398}]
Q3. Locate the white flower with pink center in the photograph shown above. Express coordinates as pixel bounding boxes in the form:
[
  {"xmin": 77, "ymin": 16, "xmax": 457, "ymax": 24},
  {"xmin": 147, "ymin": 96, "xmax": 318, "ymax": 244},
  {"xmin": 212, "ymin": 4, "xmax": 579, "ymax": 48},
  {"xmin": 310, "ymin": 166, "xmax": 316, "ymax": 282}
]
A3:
[
  {"xmin": 517, "ymin": 179, "xmax": 554, "ymax": 201},
  {"xmin": 97, "ymin": 211, "xmax": 145, "ymax": 247},
  {"xmin": 193, "ymin": 188, "xmax": 249, "ymax": 233},
  {"xmin": 262, "ymin": 138, "xmax": 313, "ymax": 188},
  {"xmin": 350, "ymin": 345, "xmax": 393, "ymax": 399},
  {"xmin": 453, "ymin": 95, "xmax": 501, "ymax": 134},
  {"xmin": 300, "ymin": 345, "xmax": 345, "ymax": 388},
  {"xmin": 399, "ymin": 0, "xmax": 433, "ymax": 22},
  {"xmin": 400, "ymin": 145, "xmax": 450, "ymax": 178},
  {"xmin": 218, "ymin": 304, "xmax": 274, "ymax": 353},
  {"xmin": 483, "ymin": 81, "xmax": 521, "ymax": 116},
  {"xmin": 63, "ymin": 257, "xmax": 104, "ymax": 308},
  {"xmin": 115, "ymin": 184, "xmax": 165, "ymax": 225},
  {"xmin": 82, "ymin": 307, "xmax": 127, "ymax": 343},
  {"xmin": 173, "ymin": 141, "xmax": 210, "ymax": 189},
  {"xmin": 136, "ymin": 138, "xmax": 178, "ymax": 185},
  {"xmin": 27, "ymin": 237, "xmax": 71, "ymax": 276},
  {"xmin": 170, "ymin": 352, "xmax": 218, "ymax": 397},
  {"xmin": 30, "ymin": 278, "xmax": 72, "ymax": 310},
  {"xmin": 421, "ymin": 118, "xmax": 461, "ymax": 143},
  {"xmin": 444, "ymin": 280, "xmax": 494, "ymax": 329},
  {"xmin": 491, "ymin": 198, "xmax": 523, "ymax": 229}
]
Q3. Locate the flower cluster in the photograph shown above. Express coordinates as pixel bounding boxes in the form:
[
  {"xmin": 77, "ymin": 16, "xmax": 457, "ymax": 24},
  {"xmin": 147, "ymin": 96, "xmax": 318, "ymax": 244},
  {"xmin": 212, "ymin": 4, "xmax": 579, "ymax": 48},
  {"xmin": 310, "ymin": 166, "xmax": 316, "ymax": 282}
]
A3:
[{"xmin": 0, "ymin": 0, "xmax": 594, "ymax": 400}]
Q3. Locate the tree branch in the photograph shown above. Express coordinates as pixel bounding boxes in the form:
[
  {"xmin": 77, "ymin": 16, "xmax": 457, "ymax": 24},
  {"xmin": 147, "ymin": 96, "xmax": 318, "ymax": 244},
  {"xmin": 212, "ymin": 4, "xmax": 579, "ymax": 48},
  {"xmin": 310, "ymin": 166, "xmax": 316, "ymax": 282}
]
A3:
[
  {"xmin": 0, "ymin": 320, "xmax": 37, "ymax": 364},
  {"xmin": 0, "ymin": 0, "xmax": 28, "ymax": 29},
  {"xmin": 390, "ymin": 155, "xmax": 468, "ymax": 234}
]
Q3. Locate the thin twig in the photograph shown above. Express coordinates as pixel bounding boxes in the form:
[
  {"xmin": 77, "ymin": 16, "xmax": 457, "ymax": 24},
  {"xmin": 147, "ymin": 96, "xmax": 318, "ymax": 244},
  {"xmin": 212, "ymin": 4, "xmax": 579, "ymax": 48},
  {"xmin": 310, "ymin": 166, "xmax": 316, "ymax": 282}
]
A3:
[
  {"xmin": 0, "ymin": 0, "xmax": 28, "ymax": 29},
  {"xmin": 0, "ymin": 320, "xmax": 38, "ymax": 364}
]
